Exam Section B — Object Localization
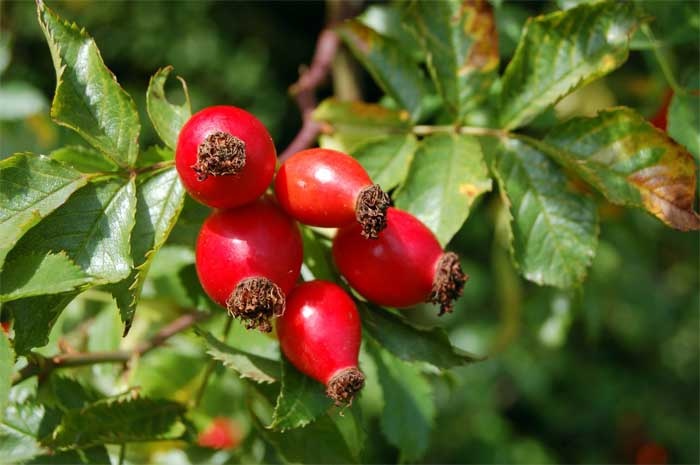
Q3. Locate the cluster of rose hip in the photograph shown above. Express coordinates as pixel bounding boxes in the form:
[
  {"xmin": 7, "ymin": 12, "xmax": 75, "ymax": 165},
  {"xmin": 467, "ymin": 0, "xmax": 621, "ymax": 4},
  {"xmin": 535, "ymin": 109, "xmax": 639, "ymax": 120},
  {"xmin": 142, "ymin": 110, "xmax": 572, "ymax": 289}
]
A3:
[{"xmin": 176, "ymin": 106, "xmax": 468, "ymax": 405}]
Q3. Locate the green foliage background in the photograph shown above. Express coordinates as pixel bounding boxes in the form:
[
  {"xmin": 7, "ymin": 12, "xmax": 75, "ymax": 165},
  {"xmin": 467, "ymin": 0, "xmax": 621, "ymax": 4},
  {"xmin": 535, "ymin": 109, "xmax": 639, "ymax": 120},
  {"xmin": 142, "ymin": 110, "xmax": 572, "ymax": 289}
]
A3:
[{"xmin": 0, "ymin": 0, "xmax": 698, "ymax": 464}]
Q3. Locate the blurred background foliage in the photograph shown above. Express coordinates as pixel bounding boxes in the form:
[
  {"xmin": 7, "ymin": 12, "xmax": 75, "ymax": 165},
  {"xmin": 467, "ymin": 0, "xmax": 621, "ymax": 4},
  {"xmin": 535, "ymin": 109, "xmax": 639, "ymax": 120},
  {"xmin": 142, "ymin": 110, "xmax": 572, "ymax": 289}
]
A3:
[{"xmin": 1, "ymin": 0, "xmax": 698, "ymax": 464}]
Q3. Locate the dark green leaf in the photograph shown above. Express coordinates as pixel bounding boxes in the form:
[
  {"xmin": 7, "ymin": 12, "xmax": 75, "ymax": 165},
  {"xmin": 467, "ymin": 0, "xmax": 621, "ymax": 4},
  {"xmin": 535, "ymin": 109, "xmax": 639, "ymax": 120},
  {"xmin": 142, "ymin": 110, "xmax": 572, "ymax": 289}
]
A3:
[
  {"xmin": 668, "ymin": 87, "xmax": 700, "ymax": 161},
  {"xmin": 0, "ymin": 331, "xmax": 13, "ymax": 420},
  {"xmin": 39, "ymin": 375, "xmax": 103, "ymax": 412},
  {"xmin": 395, "ymin": 133, "xmax": 491, "ymax": 246},
  {"xmin": 46, "ymin": 396, "xmax": 187, "ymax": 449},
  {"xmin": 50, "ymin": 146, "xmax": 119, "ymax": 174},
  {"xmin": 408, "ymin": 0, "xmax": 499, "ymax": 120},
  {"xmin": 146, "ymin": 66, "xmax": 191, "ymax": 150},
  {"xmin": 109, "ymin": 167, "xmax": 185, "ymax": 331},
  {"xmin": 543, "ymin": 107, "xmax": 700, "ymax": 231},
  {"xmin": 352, "ymin": 134, "xmax": 418, "ymax": 192},
  {"xmin": 177, "ymin": 264, "xmax": 219, "ymax": 312},
  {"xmin": 359, "ymin": 304, "xmax": 483, "ymax": 368},
  {"xmin": 338, "ymin": 21, "xmax": 427, "ymax": 120},
  {"xmin": 3, "ymin": 178, "xmax": 137, "ymax": 295},
  {"xmin": 196, "ymin": 328, "xmax": 280, "ymax": 384},
  {"xmin": 0, "ymin": 154, "xmax": 87, "ymax": 270},
  {"xmin": 37, "ymin": 0, "xmax": 140, "ymax": 166},
  {"xmin": 269, "ymin": 356, "xmax": 332, "ymax": 431},
  {"xmin": 489, "ymin": 137, "xmax": 599, "ymax": 287},
  {"xmin": 300, "ymin": 227, "xmax": 337, "ymax": 282},
  {"xmin": 7, "ymin": 292, "xmax": 78, "ymax": 354},
  {"xmin": 369, "ymin": 341, "xmax": 435, "ymax": 462},
  {"xmin": 499, "ymin": 1, "xmax": 640, "ymax": 129},
  {"xmin": 0, "ymin": 402, "xmax": 55, "ymax": 462},
  {"xmin": 259, "ymin": 414, "xmax": 357, "ymax": 464}
]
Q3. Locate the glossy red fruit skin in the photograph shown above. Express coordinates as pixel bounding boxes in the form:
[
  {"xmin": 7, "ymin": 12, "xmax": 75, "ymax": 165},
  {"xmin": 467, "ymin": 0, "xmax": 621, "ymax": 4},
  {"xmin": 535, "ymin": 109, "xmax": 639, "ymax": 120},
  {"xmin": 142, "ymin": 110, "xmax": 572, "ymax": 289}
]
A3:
[
  {"xmin": 333, "ymin": 208, "xmax": 443, "ymax": 308},
  {"xmin": 274, "ymin": 148, "xmax": 373, "ymax": 227},
  {"xmin": 195, "ymin": 197, "xmax": 303, "ymax": 308},
  {"xmin": 277, "ymin": 280, "xmax": 361, "ymax": 385},
  {"xmin": 176, "ymin": 105, "xmax": 276, "ymax": 209}
]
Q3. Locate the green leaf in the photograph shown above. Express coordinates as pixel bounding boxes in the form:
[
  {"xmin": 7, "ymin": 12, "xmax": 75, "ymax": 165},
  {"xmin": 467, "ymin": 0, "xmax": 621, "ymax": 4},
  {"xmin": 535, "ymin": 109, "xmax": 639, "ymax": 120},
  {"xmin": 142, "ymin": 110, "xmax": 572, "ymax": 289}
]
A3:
[
  {"xmin": 3, "ymin": 177, "xmax": 137, "ymax": 292},
  {"xmin": 300, "ymin": 227, "xmax": 338, "ymax": 282},
  {"xmin": 499, "ymin": 1, "xmax": 639, "ymax": 129},
  {"xmin": 489, "ymin": 137, "xmax": 599, "ymax": 287},
  {"xmin": 146, "ymin": 66, "xmax": 191, "ymax": 150},
  {"xmin": 259, "ymin": 414, "xmax": 357, "ymax": 464},
  {"xmin": 314, "ymin": 99, "xmax": 412, "ymax": 153},
  {"xmin": 359, "ymin": 304, "xmax": 482, "ymax": 368},
  {"xmin": 196, "ymin": 328, "xmax": 280, "ymax": 384},
  {"xmin": 7, "ymin": 292, "xmax": 78, "ymax": 354},
  {"xmin": 543, "ymin": 107, "xmax": 700, "ymax": 230},
  {"xmin": 408, "ymin": 0, "xmax": 499, "ymax": 120},
  {"xmin": 46, "ymin": 396, "xmax": 187, "ymax": 449},
  {"xmin": 37, "ymin": 0, "xmax": 140, "ymax": 166},
  {"xmin": 668, "ymin": 88, "xmax": 700, "ymax": 161},
  {"xmin": 358, "ymin": 5, "xmax": 423, "ymax": 61},
  {"xmin": 39, "ymin": 375, "xmax": 103, "ymax": 412},
  {"xmin": 269, "ymin": 356, "xmax": 332, "ymax": 431},
  {"xmin": 395, "ymin": 133, "xmax": 491, "ymax": 246},
  {"xmin": 109, "ymin": 167, "xmax": 185, "ymax": 331},
  {"xmin": 352, "ymin": 134, "xmax": 418, "ymax": 192},
  {"xmin": 0, "ymin": 252, "xmax": 88, "ymax": 302},
  {"xmin": 337, "ymin": 21, "xmax": 427, "ymax": 120},
  {"xmin": 0, "ymin": 332, "xmax": 13, "ymax": 420},
  {"xmin": 369, "ymin": 341, "xmax": 435, "ymax": 462},
  {"xmin": 50, "ymin": 146, "xmax": 119, "ymax": 174},
  {"xmin": 0, "ymin": 154, "xmax": 87, "ymax": 270},
  {"xmin": 0, "ymin": 402, "xmax": 54, "ymax": 462}
]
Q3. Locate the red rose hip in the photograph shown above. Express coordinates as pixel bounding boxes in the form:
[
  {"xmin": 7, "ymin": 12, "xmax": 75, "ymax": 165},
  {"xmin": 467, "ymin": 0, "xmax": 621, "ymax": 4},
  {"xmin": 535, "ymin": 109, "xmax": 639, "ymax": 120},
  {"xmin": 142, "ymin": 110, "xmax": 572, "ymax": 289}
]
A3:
[
  {"xmin": 274, "ymin": 148, "xmax": 390, "ymax": 239},
  {"xmin": 333, "ymin": 207, "xmax": 468, "ymax": 315},
  {"xmin": 277, "ymin": 280, "xmax": 365, "ymax": 405},
  {"xmin": 195, "ymin": 197, "xmax": 303, "ymax": 331},
  {"xmin": 176, "ymin": 105, "xmax": 276, "ymax": 208}
]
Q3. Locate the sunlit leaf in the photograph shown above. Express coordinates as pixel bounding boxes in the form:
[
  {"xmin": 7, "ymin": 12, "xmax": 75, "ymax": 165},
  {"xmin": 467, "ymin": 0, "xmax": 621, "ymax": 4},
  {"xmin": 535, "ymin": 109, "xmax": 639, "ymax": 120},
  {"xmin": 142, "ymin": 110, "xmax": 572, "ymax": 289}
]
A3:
[
  {"xmin": 543, "ymin": 107, "xmax": 700, "ymax": 230},
  {"xmin": 37, "ymin": 0, "xmax": 140, "ymax": 166},
  {"xmin": 109, "ymin": 167, "xmax": 185, "ymax": 332},
  {"xmin": 50, "ymin": 146, "xmax": 119, "ymax": 173},
  {"xmin": 395, "ymin": 133, "xmax": 491, "ymax": 245},
  {"xmin": 0, "ymin": 252, "xmax": 88, "ymax": 302},
  {"xmin": 3, "ymin": 177, "xmax": 137, "ymax": 290},
  {"xmin": 499, "ymin": 1, "xmax": 640, "ymax": 129},
  {"xmin": 0, "ymin": 154, "xmax": 87, "ymax": 271}
]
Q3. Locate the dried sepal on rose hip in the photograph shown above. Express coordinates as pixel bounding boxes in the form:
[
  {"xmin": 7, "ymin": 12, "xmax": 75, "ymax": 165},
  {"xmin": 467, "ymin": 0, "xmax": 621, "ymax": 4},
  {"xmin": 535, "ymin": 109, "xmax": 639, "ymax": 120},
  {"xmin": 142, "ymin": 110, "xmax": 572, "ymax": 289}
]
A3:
[
  {"xmin": 333, "ymin": 207, "xmax": 468, "ymax": 315},
  {"xmin": 176, "ymin": 105, "xmax": 276, "ymax": 209},
  {"xmin": 276, "ymin": 280, "xmax": 365, "ymax": 406},
  {"xmin": 274, "ymin": 148, "xmax": 390, "ymax": 239},
  {"xmin": 195, "ymin": 196, "xmax": 303, "ymax": 332}
]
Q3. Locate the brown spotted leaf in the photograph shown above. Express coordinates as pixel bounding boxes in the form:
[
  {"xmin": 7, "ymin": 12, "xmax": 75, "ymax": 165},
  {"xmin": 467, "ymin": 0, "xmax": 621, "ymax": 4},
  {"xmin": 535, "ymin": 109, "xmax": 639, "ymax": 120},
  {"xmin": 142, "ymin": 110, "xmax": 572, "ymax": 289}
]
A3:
[
  {"xmin": 543, "ymin": 107, "xmax": 700, "ymax": 231},
  {"xmin": 408, "ymin": 0, "xmax": 498, "ymax": 120}
]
